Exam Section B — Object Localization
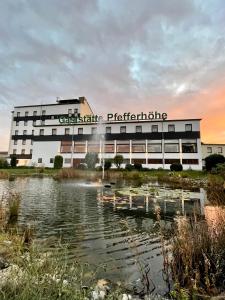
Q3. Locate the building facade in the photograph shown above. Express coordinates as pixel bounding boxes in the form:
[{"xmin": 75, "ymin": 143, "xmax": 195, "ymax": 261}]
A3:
[
  {"xmin": 202, "ymin": 143, "xmax": 225, "ymax": 166},
  {"xmin": 8, "ymin": 97, "xmax": 203, "ymax": 170}
]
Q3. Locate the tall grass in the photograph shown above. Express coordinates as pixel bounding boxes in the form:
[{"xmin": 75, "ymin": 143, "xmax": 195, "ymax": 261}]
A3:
[
  {"xmin": 169, "ymin": 213, "xmax": 225, "ymax": 298},
  {"xmin": 0, "ymin": 171, "xmax": 9, "ymax": 179},
  {"xmin": 0, "ymin": 192, "xmax": 21, "ymax": 226}
]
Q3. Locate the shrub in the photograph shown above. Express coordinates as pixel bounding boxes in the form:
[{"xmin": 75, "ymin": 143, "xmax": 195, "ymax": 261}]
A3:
[
  {"xmin": 10, "ymin": 155, "xmax": 17, "ymax": 168},
  {"xmin": 133, "ymin": 163, "xmax": 142, "ymax": 171},
  {"xmin": 113, "ymin": 155, "xmax": 123, "ymax": 169},
  {"xmin": 95, "ymin": 166, "xmax": 103, "ymax": 171},
  {"xmin": 170, "ymin": 163, "xmax": 183, "ymax": 171},
  {"xmin": 77, "ymin": 163, "xmax": 87, "ymax": 170},
  {"xmin": 125, "ymin": 164, "xmax": 134, "ymax": 171},
  {"xmin": 54, "ymin": 155, "xmax": 63, "ymax": 169},
  {"xmin": 216, "ymin": 163, "xmax": 225, "ymax": 179},
  {"xmin": 85, "ymin": 152, "xmax": 98, "ymax": 169},
  {"xmin": 0, "ymin": 159, "xmax": 9, "ymax": 169},
  {"xmin": 205, "ymin": 154, "xmax": 225, "ymax": 171},
  {"xmin": 104, "ymin": 159, "xmax": 112, "ymax": 170}
]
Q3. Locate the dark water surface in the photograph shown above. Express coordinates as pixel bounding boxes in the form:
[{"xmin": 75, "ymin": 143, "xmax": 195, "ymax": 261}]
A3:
[{"xmin": 0, "ymin": 177, "xmax": 206, "ymax": 295}]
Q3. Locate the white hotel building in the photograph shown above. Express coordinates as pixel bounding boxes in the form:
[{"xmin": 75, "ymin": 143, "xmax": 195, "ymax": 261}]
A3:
[{"xmin": 8, "ymin": 97, "xmax": 203, "ymax": 170}]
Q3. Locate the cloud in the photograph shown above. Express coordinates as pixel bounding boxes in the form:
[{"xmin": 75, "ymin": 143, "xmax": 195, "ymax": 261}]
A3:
[{"xmin": 0, "ymin": 0, "xmax": 225, "ymax": 150}]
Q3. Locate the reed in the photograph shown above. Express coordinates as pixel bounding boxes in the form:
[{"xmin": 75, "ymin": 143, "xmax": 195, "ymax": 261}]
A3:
[
  {"xmin": 169, "ymin": 213, "xmax": 225, "ymax": 298},
  {"xmin": 0, "ymin": 171, "xmax": 9, "ymax": 179}
]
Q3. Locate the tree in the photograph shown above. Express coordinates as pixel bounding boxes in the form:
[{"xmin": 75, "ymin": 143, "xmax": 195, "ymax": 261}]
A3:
[
  {"xmin": 54, "ymin": 155, "xmax": 63, "ymax": 169},
  {"xmin": 113, "ymin": 155, "xmax": 123, "ymax": 169},
  {"xmin": 10, "ymin": 155, "xmax": 17, "ymax": 168},
  {"xmin": 85, "ymin": 152, "xmax": 98, "ymax": 169},
  {"xmin": 104, "ymin": 159, "xmax": 112, "ymax": 170},
  {"xmin": 0, "ymin": 159, "xmax": 9, "ymax": 169},
  {"xmin": 205, "ymin": 154, "xmax": 225, "ymax": 171}
]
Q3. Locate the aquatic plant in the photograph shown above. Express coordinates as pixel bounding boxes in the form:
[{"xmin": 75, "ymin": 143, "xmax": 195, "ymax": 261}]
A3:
[
  {"xmin": 169, "ymin": 213, "xmax": 225, "ymax": 297},
  {"xmin": 0, "ymin": 171, "xmax": 9, "ymax": 179}
]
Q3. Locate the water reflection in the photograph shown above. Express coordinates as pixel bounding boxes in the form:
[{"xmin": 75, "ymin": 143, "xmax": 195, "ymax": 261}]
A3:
[{"xmin": 0, "ymin": 178, "xmax": 207, "ymax": 295}]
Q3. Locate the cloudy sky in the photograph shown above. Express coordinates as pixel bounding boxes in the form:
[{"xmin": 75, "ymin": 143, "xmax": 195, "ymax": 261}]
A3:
[{"xmin": 0, "ymin": 0, "xmax": 225, "ymax": 150}]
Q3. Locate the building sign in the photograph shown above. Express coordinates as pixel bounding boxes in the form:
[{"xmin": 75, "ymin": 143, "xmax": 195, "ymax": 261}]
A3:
[{"xmin": 59, "ymin": 111, "xmax": 168, "ymax": 124}]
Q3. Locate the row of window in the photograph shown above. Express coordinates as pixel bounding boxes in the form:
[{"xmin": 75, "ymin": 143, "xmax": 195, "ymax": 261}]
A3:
[
  {"xmin": 15, "ymin": 109, "xmax": 79, "ymax": 118},
  {"xmin": 36, "ymin": 158, "xmax": 199, "ymax": 165},
  {"xmin": 60, "ymin": 141, "xmax": 198, "ymax": 153},
  {"xmin": 207, "ymin": 146, "xmax": 223, "ymax": 154},
  {"xmin": 14, "ymin": 123, "xmax": 193, "ymax": 136}
]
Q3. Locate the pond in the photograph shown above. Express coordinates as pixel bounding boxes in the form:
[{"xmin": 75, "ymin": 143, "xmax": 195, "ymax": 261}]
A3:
[{"xmin": 0, "ymin": 177, "xmax": 207, "ymax": 296}]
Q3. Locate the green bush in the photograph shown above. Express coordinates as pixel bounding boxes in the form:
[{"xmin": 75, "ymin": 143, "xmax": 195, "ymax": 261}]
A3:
[
  {"xmin": 134, "ymin": 163, "xmax": 142, "ymax": 171},
  {"xmin": 54, "ymin": 155, "xmax": 63, "ymax": 169},
  {"xmin": 113, "ymin": 155, "xmax": 123, "ymax": 169},
  {"xmin": 85, "ymin": 152, "xmax": 98, "ymax": 169},
  {"xmin": 170, "ymin": 163, "xmax": 183, "ymax": 172},
  {"xmin": 10, "ymin": 155, "xmax": 17, "ymax": 168},
  {"xmin": 125, "ymin": 164, "xmax": 134, "ymax": 171},
  {"xmin": 104, "ymin": 159, "xmax": 112, "ymax": 170},
  {"xmin": 77, "ymin": 163, "xmax": 87, "ymax": 170},
  {"xmin": 205, "ymin": 154, "xmax": 225, "ymax": 171},
  {"xmin": 95, "ymin": 165, "xmax": 103, "ymax": 171},
  {"xmin": 0, "ymin": 158, "xmax": 9, "ymax": 168}
]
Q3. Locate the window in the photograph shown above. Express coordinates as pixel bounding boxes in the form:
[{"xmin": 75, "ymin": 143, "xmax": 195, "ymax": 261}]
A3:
[
  {"xmin": 132, "ymin": 159, "xmax": 146, "ymax": 164},
  {"xmin": 13, "ymin": 149, "xmax": 16, "ymax": 154},
  {"xmin": 33, "ymin": 120, "xmax": 36, "ymax": 126},
  {"xmin": 105, "ymin": 143, "xmax": 114, "ymax": 153},
  {"xmin": 88, "ymin": 142, "xmax": 100, "ymax": 152},
  {"xmin": 22, "ymin": 140, "xmax": 26, "ymax": 145},
  {"xmin": 185, "ymin": 124, "xmax": 192, "ymax": 132},
  {"xmin": 25, "ymin": 111, "xmax": 29, "ymax": 117},
  {"xmin": 148, "ymin": 144, "xmax": 162, "ymax": 153},
  {"xmin": 91, "ymin": 127, "xmax": 97, "ymax": 134},
  {"xmin": 117, "ymin": 144, "xmax": 129, "ymax": 153},
  {"xmin": 182, "ymin": 159, "xmax": 199, "ymax": 165},
  {"xmin": 182, "ymin": 143, "xmax": 197, "ymax": 153},
  {"xmin": 14, "ymin": 140, "xmax": 17, "ymax": 145},
  {"xmin": 23, "ymin": 130, "xmax": 27, "ymax": 135},
  {"xmin": 165, "ymin": 159, "xmax": 180, "ymax": 164},
  {"xmin": 74, "ymin": 143, "xmax": 86, "ymax": 153},
  {"xmin": 168, "ymin": 124, "xmax": 175, "ymax": 132},
  {"xmin": 17, "ymin": 112, "xmax": 20, "ymax": 117},
  {"xmin": 42, "ymin": 110, "xmax": 46, "ymax": 115},
  {"xmin": 132, "ymin": 144, "xmax": 145, "ymax": 152},
  {"xmin": 16, "ymin": 121, "xmax": 19, "ymax": 126},
  {"xmin": 68, "ymin": 109, "xmax": 72, "ymax": 115},
  {"xmin": 15, "ymin": 130, "xmax": 18, "ymax": 135},
  {"xmin": 38, "ymin": 158, "xmax": 42, "ymax": 163},
  {"xmin": 40, "ymin": 129, "xmax": 44, "ymax": 136},
  {"xmin": 65, "ymin": 128, "xmax": 70, "ymax": 135},
  {"xmin": 148, "ymin": 159, "xmax": 163, "ymax": 164},
  {"xmin": 21, "ymin": 149, "xmax": 25, "ymax": 155},
  {"xmin": 64, "ymin": 158, "xmax": 71, "ymax": 164},
  {"xmin": 78, "ymin": 128, "xmax": 83, "ymax": 135},
  {"xmin": 106, "ymin": 127, "xmax": 111, "ymax": 134},
  {"xmin": 33, "ymin": 111, "xmax": 37, "ymax": 116},
  {"xmin": 218, "ymin": 147, "xmax": 223, "ymax": 153},
  {"xmin": 60, "ymin": 141, "xmax": 72, "ymax": 153},
  {"xmin": 152, "ymin": 125, "xmax": 158, "ymax": 132},
  {"xmin": 24, "ymin": 120, "xmax": 28, "ymax": 126},
  {"xmin": 52, "ymin": 128, "xmax": 57, "ymax": 135},
  {"xmin": 30, "ymin": 149, "xmax": 33, "ymax": 155},
  {"xmin": 207, "ymin": 147, "xmax": 212, "ymax": 153},
  {"xmin": 32, "ymin": 130, "xmax": 34, "ymax": 135},
  {"xmin": 41, "ymin": 120, "xmax": 45, "ymax": 126},
  {"xmin": 120, "ymin": 126, "xmax": 126, "ymax": 133},
  {"xmin": 74, "ymin": 108, "xmax": 78, "ymax": 114},
  {"xmin": 50, "ymin": 158, "xmax": 54, "ymax": 164},
  {"xmin": 136, "ymin": 126, "xmax": 142, "ymax": 133},
  {"xmin": 165, "ymin": 143, "xmax": 179, "ymax": 153}
]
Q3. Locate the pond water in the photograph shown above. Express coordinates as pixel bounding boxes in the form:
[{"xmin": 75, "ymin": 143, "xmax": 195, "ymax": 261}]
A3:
[{"xmin": 0, "ymin": 177, "xmax": 207, "ymax": 296}]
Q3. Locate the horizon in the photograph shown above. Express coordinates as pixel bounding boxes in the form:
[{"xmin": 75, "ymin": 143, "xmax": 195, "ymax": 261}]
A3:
[{"xmin": 0, "ymin": 0, "xmax": 225, "ymax": 150}]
